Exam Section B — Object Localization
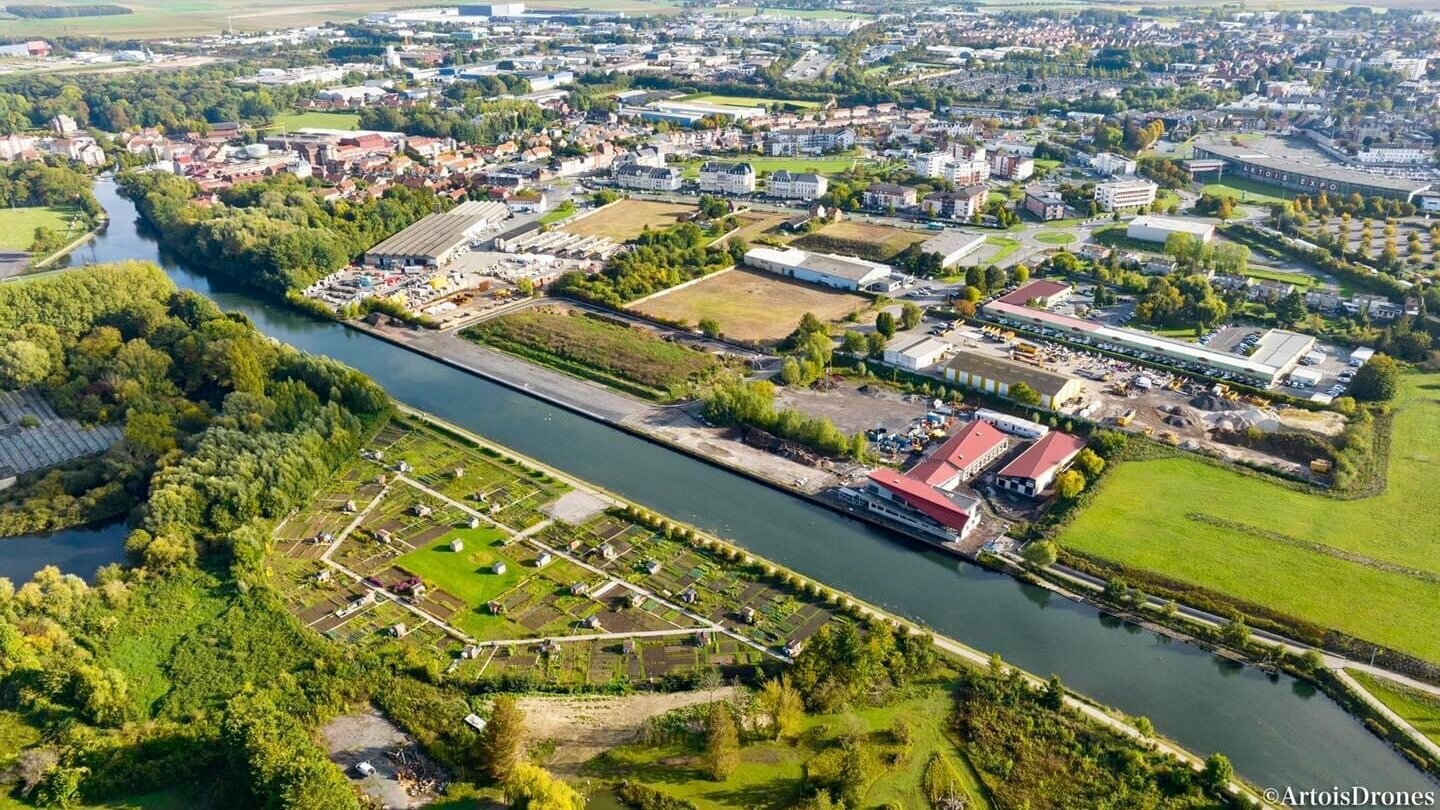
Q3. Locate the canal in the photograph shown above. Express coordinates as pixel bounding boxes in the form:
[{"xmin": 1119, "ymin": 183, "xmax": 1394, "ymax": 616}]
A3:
[{"xmin": 58, "ymin": 178, "xmax": 1437, "ymax": 798}]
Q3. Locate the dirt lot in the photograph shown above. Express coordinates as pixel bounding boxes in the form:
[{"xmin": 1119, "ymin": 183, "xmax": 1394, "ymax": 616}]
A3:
[
  {"xmin": 629, "ymin": 267, "xmax": 868, "ymax": 342},
  {"xmin": 775, "ymin": 380, "xmax": 930, "ymax": 435},
  {"xmin": 322, "ymin": 709, "xmax": 440, "ymax": 809},
  {"xmin": 794, "ymin": 220, "xmax": 931, "ymax": 260},
  {"xmin": 563, "ymin": 199, "xmax": 695, "ymax": 242},
  {"xmin": 517, "ymin": 687, "xmax": 737, "ymax": 775},
  {"xmin": 720, "ymin": 212, "xmax": 788, "ymax": 247}
]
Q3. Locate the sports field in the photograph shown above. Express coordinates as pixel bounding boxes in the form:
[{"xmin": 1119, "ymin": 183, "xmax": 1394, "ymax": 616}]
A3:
[
  {"xmin": 268, "ymin": 111, "xmax": 360, "ymax": 132},
  {"xmin": 563, "ymin": 199, "xmax": 694, "ymax": 242},
  {"xmin": 0, "ymin": 207, "xmax": 74, "ymax": 252},
  {"xmin": 793, "ymin": 220, "xmax": 930, "ymax": 261},
  {"xmin": 1059, "ymin": 373, "xmax": 1440, "ymax": 662},
  {"xmin": 630, "ymin": 267, "xmax": 868, "ymax": 343}
]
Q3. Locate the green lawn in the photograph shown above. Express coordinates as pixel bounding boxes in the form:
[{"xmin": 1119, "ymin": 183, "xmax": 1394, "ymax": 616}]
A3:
[
  {"xmin": 684, "ymin": 155, "xmax": 874, "ymax": 180},
  {"xmin": 0, "ymin": 789, "xmax": 195, "ymax": 810},
  {"xmin": 267, "ymin": 111, "xmax": 360, "ymax": 132},
  {"xmin": 1350, "ymin": 671, "xmax": 1440, "ymax": 747},
  {"xmin": 1241, "ymin": 266, "xmax": 1316, "ymax": 288},
  {"xmin": 393, "ymin": 526, "xmax": 520, "ymax": 608},
  {"xmin": 538, "ymin": 200, "xmax": 576, "ymax": 225},
  {"xmin": 985, "ymin": 235, "xmax": 1021, "ymax": 263},
  {"xmin": 584, "ymin": 686, "xmax": 989, "ymax": 810},
  {"xmin": 1202, "ymin": 177, "xmax": 1293, "ymax": 205},
  {"xmin": 1033, "ymin": 230, "xmax": 1076, "ymax": 245},
  {"xmin": 0, "ymin": 206, "xmax": 76, "ymax": 252},
  {"xmin": 1059, "ymin": 373, "xmax": 1440, "ymax": 662}
]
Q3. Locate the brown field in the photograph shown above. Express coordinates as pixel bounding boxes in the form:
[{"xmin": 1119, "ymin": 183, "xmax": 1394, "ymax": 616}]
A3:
[
  {"xmin": 716, "ymin": 213, "xmax": 788, "ymax": 247},
  {"xmin": 563, "ymin": 199, "xmax": 695, "ymax": 242},
  {"xmin": 631, "ymin": 268, "xmax": 868, "ymax": 343},
  {"xmin": 793, "ymin": 220, "xmax": 931, "ymax": 261}
]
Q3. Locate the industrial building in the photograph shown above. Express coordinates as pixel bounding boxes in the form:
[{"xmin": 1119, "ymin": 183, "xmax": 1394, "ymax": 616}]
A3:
[
  {"xmin": 943, "ymin": 352, "xmax": 1085, "ymax": 410},
  {"xmin": 995, "ymin": 431, "xmax": 1087, "ymax": 498},
  {"xmin": 919, "ymin": 230, "xmax": 987, "ymax": 268},
  {"xmin": 982, "ymin": 281, "xmax": 1315, "ymax": 386},
  {"xmin": 1192, "ymin": 137, "xmax": 1432, "ymax": 202},
  {"xmin": 363, "ymin": 200, "xmax": 510, "ymax": 269},
  {"xmin": 744, "ymin": 247, "xmax": 894, "ymax": 291},
  {"xmin": 1126, "ymin": 215, "xmax": 1216, "ymax": 244},
  {"xmin": 908, "ymin": 420, "xmax": 1010, "ymax": 489},
  {"xmin": 883, "ymin": 335, "xmax": 953, "ymax": 370}
]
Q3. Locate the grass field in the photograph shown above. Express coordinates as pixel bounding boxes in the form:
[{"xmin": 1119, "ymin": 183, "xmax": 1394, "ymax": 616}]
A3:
[
  {"xmin": 684, "ymin": 155, "xmax": 873, "ymax": 180},
  {"xmin": 679, "ymin": 93, "xmax": 823, "ymax": 110},
  {"xmin": 394, "ymin": 526, "xmax": 517, "ymax": 606},
  {"xmin": 1350, "ymin": 671, "xmax": 1440, "ymax": 747},
  {"xmin": 985, "ymin": 235, "xmax": 1022, "ymax": 263},
  {"xmin": 1034, "ymin": 230, "xmax": 1077, "ymax": 245},
  {"xmin": 0, "ymin": 207, "xmax": 76, "ymax": 252},
  {"xmin": 630, "ymin": 267, "xmax": 868, "ymax": 343},
  {"xmin": 585, "ymin": 685, "xmax": 988, "ymax": 810},
  {"xmin": 0, "ymin": 791, "xmax": 194, "ymax": 810},
  {"xmin": 1059, "ymin": 373, "xmax": 1440, "ymax": 662},
  {"xmin": 1202, "ymin": 177, "xmax": 1294, "ymax": 205},
  {"xmin": 563, "ymin": 199, "xmax": 694, "ymax": 242},
  {"xmin": 1242, "ymin": 266, "xmax": 1316, "ymax": 288},
  {"xmin": 462, "ymin": 306, "xmax": 728, "ymax": 401},
  {"xmin": 793, "ymin": 220, "xmax": 930, "ymax": 261},
  {"xmin": 267, "ymin": 111, "xmax": 360, "ymax": 132}
]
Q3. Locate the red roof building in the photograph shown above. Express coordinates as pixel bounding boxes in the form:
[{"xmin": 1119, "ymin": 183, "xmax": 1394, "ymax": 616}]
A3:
[
  {"xmin": 863, "ymin": 468, "xmax": 981, "ymax": 539},
  {"xmin": 907, "ymin": 420, "xmax": 1009, "ymax": 489},
  {"xmin": 996, "ymin": 431, "xmax": 1086, "ymax": 498},
  {"xmin": 996, "ymin": 279, "xmax": 1072, "ymax": 307}
]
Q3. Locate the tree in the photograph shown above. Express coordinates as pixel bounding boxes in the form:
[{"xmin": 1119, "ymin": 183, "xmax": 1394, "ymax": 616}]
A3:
[
  {"xmin": 1075, "ymin": 447, "xmax": 1105, "ymax": 478},
  {"xmin": 1199, "ymin": 753, "xmax": 1234, "ymax": 793},
  {"xmin": 1164, "ymin": 232, "xmax": 1202, "ymax": 265},
  {"xmin": 1221, "ymin": 617, "xmax": 1250, "ymax": 647},
  {"xmin": 1349, "ymin": 354, "xmax": 1399, "ymax": 401},
  {"xmin": 1020, "ymin": 540, "xmax": 1057, "ymax": 567},
  {"xmin": 756, "ymin": 676, "xmax": 805, "ymax": 740},
  {"xmin": 1274, "ymin": 290, "xmax": 1306, "ymax": 324},
  {"xmin": 874, "ymin": 311, "xmax": 897, "ymax": 338},
  {"xmin": 503, "ymin": 763, "xmax": 585, "ymax": 810},
  {"xmin": 866, "ymin": 332, "xmax": 887, "ymax": 358},
  {"xmin": 900, "ymin": 301, "xmax": 923, "ymax": 331},
  {"xmin": 477, "ymin": 695, "xmax": 525, "ymax": 782},
  {"xmin": 704, "ymin": 702, "xmax": 740, "ymax": 780},
  {"xmin": 698, "ymin": 317, "xmax": 721, "ymax": 338},
  {"xmin": 779, "ymin": 357, "xmax": 803, "ymax": 386},
  {"xmin": 1009, "ymin": 381, "xmax": 1041, "ymax": 406},
  {"xmin": 1042, "ymin": 675, "xmax": 1065, "ymax": 710},
  {"xmin": 1055, "ymin": 469, "xmax": 1086, "ymax": 500},
  {"xmin": 1013, "ymin": 264, "xmax": 1030, "ymax": 284},
  {"xmin": 0, "ymin": 340, "xmax": 51, "ymax": 389},
  {"xmin": 841, "ymin": 330, "xmax": 867, "ymax": 353},
  {"xmin": 1135, "ymin": 716, "xmax": 1154, "ymax": 738}
]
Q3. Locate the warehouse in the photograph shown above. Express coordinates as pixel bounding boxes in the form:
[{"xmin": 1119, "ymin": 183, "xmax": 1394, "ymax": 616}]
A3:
[
  {"xmin": 883, "ymin": 335, "xmax": 953, "ymax": 370},
  {"xmin": 919, "ymin": 229, "xmax": 988, "ymax": 268},
  {"xmin": 943, "ymin": 351, "xmax": 1085, "ymax": 410},
  {"xmin": 1192, "ymin": 137, "xmax": 1431, "ymax": 202},
  {"xmin": 743, "ymin": 247, "xmax": 894, "ymax": 291},
  {"xmin": 364, "ymin": 201, "xmax": 510, "ymax": 269},
  {"xmin": 995, "ymin": 431, "xmax": 1087, "ymax": 498},
  {"xmin": 1126, "ymin": 215, "xmax": 1215, "ymax": 245}
]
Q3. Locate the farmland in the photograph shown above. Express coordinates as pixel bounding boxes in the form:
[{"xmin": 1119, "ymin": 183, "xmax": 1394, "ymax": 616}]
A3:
[
  {"xmin": 1058, "ymin": 373, "xmax": 1440, "ymax": 662},
  {"xmin": 0, "ymin": 0, "xmax": 402, "ymax": 37},
  {"xmin": 630, "ymin": 267, "xmax": 869, "ymax": 343},
  {"xmin": 793, "ymin": 220, "xmax": 931, "ymax": 261},
  {"xmin": 267, "ymin": 111, "xmax": 360, "ymax": 132},
  {"xmin": 461, "ymin": 306, "xmax": 731, "ymax": 401},
  {"xmin": 563, "ymin": 199, "xmax": 694, "ymax": 242}
]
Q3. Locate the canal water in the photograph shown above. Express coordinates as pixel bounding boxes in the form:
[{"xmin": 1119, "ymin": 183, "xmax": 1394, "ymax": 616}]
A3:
[{"xmin": 55, "ymin": 178, "xmax": 1435, "ymax": 798}]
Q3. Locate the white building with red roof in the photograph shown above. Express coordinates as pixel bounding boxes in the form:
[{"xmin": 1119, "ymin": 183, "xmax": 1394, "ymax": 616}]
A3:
[
  {"xmin": 858, "ymin": 420, "xmax": 1009, "ymax": 541},
  {"xmin": 995, "ymin": 431, "xmax": 1086, "ymax": 498}
]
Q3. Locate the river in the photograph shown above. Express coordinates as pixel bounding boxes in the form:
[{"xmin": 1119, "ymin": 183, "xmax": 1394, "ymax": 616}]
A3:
[{"xmin": 57, "ymin": 178, "xmax": 1437, "ymax": 800}]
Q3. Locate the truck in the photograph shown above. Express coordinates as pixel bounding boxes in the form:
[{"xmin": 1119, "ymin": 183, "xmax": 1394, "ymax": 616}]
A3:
[{"xmin": 1116, "ymin": 408, "xmax": 1137, "ymax": 427}]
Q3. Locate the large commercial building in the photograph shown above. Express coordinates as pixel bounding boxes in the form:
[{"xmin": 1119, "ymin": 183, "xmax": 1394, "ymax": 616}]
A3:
[
  {"xmin": 982, "ymin": 281, "xmax": 1315, "ymax": 386},
  {"xmin": 943, "ymin": 351, "xmax": 1085, "ymax": 410},
  {"xmin": 1094, "ymin": 179, "xmax": 1158, "ymax": 212},
  {"xmin": 1192, "ymin": 137, "xmax": 1432, "ymax": 202},
  {"xmin": 1126, "ymin": 215, "xmax": 1216, "ymax": 245},
  {"xmin": 883, "ymin": 335, "xmax": 953, "ymax": 371},
  {"xmin": 919, "ymin": 229, "xmax": 987, "ymax": 268},
  {"xmin": 744, "ymin": 246, "xmax": 893, "ymax": 291},
  {"xmin": 363, "ymin": 200, "xmax": 510, "ymax": 269}
]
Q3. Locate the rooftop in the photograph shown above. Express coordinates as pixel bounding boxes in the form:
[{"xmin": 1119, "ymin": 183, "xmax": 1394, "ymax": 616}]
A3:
[
  {"xmin": 944, "ymin": 351, "xmax": 1078, "ymax": 397},
  {"xmin": 997, "ymin": 431, "xmax": 1086, "ymax": 481},
  {"xmin": 908, "ymin": 419, "xmax": 1008, "ymax": 487}
]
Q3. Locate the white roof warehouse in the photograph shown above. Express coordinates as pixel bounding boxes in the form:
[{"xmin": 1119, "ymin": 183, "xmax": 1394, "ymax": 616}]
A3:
[
  {"xmin": 743, "ymin": 246, "xmax": 894, "ymax": 291},
  {"xmin": 364, "ymin": 200, "xmax": 510, "ymax": 269}
]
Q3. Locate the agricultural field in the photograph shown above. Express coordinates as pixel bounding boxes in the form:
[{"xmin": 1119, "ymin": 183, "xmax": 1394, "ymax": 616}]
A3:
[
  {"xmin": 461, "ymin": 306, "xmax": 732, "ymax": 401},
  {"xmin": 563, "ymin": 199, "xmax": 694, "ymax": 242},
  {"xmin": 793, "ymin": 220, "xmax": 931, "ymax": 261},
  {"xmin": 0, "ymin": 0, "xmax": 401, "ymax": 37},
  {"xmin": 679, "ymin": 93, "xmax": 823, "ymax": 110},
  {"xmin": 630, "ymin": 267, "xmax": 869, "ymax": 343},
  {"xmin": 584, "ymin": 685, "xmax": 989, "ymax": 810},
  {"xmin": 1058, "ymin": 373, "xmax": 1440, "ymax": 662},
  {"xmin": 0, "ymin": 206, "xmax": 76, "ymax": 252},
  {"xmin": 267, "ymin": 111, "xmax": 360, "ymax": 132},
  {"xmin": 1350, "ymin": 671, "xmax": 1440, "ymax": 747}
]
